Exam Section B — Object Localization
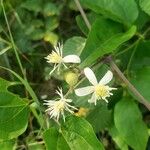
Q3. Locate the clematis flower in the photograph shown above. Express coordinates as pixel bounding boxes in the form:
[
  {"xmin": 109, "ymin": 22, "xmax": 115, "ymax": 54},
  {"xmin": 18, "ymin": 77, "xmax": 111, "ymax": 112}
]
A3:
[
  {"xmin": 43, "ymin": 87, "xmax": 77, "ymax": 122},
  {"xmin": 45, "ymin": 43, "xmax": 81, "ymax": 74},
  {"xmin": 75, "ymin": 67, "xmax": 117, "ymax": 105}
]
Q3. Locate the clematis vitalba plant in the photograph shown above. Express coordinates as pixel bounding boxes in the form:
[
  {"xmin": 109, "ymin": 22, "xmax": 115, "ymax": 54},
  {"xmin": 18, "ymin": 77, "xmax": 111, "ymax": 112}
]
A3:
[
  {"xmin": 1, "ymin": 0, "xmax": 150, "ymax": 149},
  {"xmin": 44, "ymin": 43, "xmax": 116, "ymax": 122}
]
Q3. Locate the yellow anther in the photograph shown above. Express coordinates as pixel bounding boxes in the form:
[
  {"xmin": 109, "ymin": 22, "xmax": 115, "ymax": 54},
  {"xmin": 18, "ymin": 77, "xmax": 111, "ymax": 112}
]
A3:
[
  {"xmin": 95, "ymin": 85, "xmax": 108, "ymax": 97},
  {"xmin": 48, "ymin": 51, "xmax": 62, "ymax": 63}
]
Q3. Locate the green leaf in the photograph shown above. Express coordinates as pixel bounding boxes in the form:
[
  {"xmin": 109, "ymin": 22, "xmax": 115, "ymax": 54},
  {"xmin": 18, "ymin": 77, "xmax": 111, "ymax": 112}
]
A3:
[
  {"xmin": 76, "ymin": 13, "xmax": 100, "ymax": 36},
  {"xmin": 130, "ymin": 67, "xmax": 150, "ymax": 102},
  {"xmin": 80, "ymin": 18, "xmax": 136, "ymax": 68},
  {"xmin": 86, "ymin": 104, "xmax": 113, "ymax": 132},
  {"xmin": 21, "ymin": 0, "xmax": 42, "ymax": 12},
  {"xmin": 0, "ymin": 140, "xmax": 16, "ymax": 150},
  {"xmin": 29, "ymin": 28, "xmax": 45, "ymax": 40},
  {"xmin": 114, "ymin": 98, "xmax": 148, "ymax": 150},
  {"xmin": 45, "ymin": 16, "xmax": 59, "ymax": 32},
  {"xmin": 139, "ymin": 0, "xmax": 150, "ymax": 16},
  {"xmin": 43, "ymin": 127, "xmax": 70, "ymax": 150},
  {"xmin": 43, "ymin": 2, "xmax": 59, "ymax": 16},
  {"xmin": 43, "ymin": 116, "xmax": 104, "ymax": 150},
  {"xmin": 130, "ymin": 41, "xmax": 150, "ymax": 70},
  {"xmin": 63, "ymin": 36, "xmax": 86, "ymax": 56},
  {"xmin": 109, "ymin": 126, "xmax": 128, "ymax": 150},
  {"xmin": 0, "ymin": 78, "xmax": 29, "ymax": 141},
  {"xmin": 81, "ymin": 0, "xmax": 138, "ymax": 25}
]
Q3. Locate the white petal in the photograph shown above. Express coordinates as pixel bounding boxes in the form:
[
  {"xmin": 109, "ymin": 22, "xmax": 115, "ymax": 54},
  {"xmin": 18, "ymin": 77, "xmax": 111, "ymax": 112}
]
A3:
[
  {"xmin": 75, "ymin": 86, "xmax": 94, "ymax": 96},
  {"xmin": 99, "ymin": 70, "xmax": 113, "ymax": 85},
  {"xmin": 84, "ymin": 67, "xmax": 98, "ymax": 85},
  {"xmin": 63, "ymin": 55, "xmax": 81, "ymax": 63},
  {"xmin": 88, "ymin": 93, "xmax": 97, "ymax": 105}
]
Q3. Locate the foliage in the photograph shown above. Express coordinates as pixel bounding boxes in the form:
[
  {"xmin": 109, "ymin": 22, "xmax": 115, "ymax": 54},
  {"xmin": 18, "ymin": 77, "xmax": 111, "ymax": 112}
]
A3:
[{"xmin": 0, "ymin": 0, "xmax": 150, "ymax": 149}]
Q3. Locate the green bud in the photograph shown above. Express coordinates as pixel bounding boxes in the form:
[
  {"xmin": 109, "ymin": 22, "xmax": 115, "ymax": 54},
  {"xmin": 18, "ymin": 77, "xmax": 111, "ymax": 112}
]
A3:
[{"xmin": 64, "ymin": 71, "xmax": 79, "ymax": 86}]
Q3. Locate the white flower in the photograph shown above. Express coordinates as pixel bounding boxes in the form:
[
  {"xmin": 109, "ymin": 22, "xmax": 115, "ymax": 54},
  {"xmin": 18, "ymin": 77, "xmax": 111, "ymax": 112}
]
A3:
[
  {"xmin": 75, "ymin": 67, "xmax": 117, "ymax": 105},
  {"xmin": 43, "ymin": 87, "xmax": 77, "ymax": 122},
  {"xmin": 45, "ymin": 43, "xmax": 81, "ymax": 74}
]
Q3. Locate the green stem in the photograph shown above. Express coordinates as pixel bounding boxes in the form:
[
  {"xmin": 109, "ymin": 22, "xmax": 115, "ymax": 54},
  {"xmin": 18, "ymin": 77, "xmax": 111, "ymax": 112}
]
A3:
[
  {"xmin": 115, "ymin": 39, "xmax": 140, "ymax": 57},
  {"xmin": 1, "ymin": 0, "xmax": 25, "ymax": 77},
  {"xmin": 126, "ymin": 39, "xmax": 140, "ymax": 77}
]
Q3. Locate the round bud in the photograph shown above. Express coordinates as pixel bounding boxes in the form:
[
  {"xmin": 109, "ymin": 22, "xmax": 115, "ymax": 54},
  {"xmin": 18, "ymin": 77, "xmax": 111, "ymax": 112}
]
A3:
[{"xmin": 64, "ymin": 71, "xmax": 79, "ymax": 86}]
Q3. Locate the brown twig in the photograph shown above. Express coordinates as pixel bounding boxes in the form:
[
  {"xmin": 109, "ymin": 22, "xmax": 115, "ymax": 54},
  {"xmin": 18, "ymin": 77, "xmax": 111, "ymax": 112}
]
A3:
[
  {"xmin": 109, "ymin": 58, "xmax": 150, "ymax": 111},
  {"xmin": 74, "ymin": 0, "xmax": 91, "ymax": 30}
]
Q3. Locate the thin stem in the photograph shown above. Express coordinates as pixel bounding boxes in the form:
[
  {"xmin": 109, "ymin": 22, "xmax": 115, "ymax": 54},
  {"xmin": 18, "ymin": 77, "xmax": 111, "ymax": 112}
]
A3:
[
  {"xmin": 126, "ymin": 40, "xmax": 140, "ymax": 77},
  {"xmin": 74, "ymin": 0, "xmax": 91, "ymax": 30},
  {"xmin": 1, "ymin": 0, "xmax": 25, "ymax": 77},
  {"xmin": 115, "ymin": 39, "xmax": 140, "ymax": 57},
  {"xmin": 110, "ymin": 60, "xmax": 150, "ymax": 111}
]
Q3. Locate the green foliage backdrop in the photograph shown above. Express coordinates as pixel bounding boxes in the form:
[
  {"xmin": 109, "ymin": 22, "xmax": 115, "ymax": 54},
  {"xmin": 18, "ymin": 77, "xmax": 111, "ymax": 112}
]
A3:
[{"xmin": 0, "ymin": 0, "xmax": 150, "ymax": 149}]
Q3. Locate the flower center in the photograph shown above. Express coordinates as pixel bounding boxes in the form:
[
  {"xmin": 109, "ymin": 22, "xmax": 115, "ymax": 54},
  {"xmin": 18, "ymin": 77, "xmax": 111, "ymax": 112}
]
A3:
[
  {"xmin": 54, "ymin": 100, "xmax": 65, "ymax": 112},
  {"xmin": 49, "ymin": 51, "xmax": 62, "ymax": 63},
  {"xmin": 95, "ymin": 85, "xmax": 109, "ymax": 98}
]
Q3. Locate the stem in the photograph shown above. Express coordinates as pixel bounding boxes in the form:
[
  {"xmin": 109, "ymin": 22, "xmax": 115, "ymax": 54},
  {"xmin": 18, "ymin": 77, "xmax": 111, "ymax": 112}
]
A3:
[
  {"xmin": 126, "ymin": 40, "xmax": 140, "ymax": 77},
  {"xmin": 115, "ymin": 39, "xmax": 140, "ymax": 57},
  {"xmin": 74, "ymin": 0, "xmax": 91, "ymax": 30},
  {"xmin": 1, "ymin": 0, "xmax": 25, "ymax": 77},
  {"xmin": 110, "ymin": 60, "xmax": 150, "ymax": 111}
]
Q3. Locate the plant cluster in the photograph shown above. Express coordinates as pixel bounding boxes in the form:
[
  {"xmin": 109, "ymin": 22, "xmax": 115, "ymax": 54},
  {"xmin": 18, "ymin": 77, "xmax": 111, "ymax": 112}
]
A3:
[{"xmin": 0, "ymin": 0, "xmax": 150, "ymax": 150}]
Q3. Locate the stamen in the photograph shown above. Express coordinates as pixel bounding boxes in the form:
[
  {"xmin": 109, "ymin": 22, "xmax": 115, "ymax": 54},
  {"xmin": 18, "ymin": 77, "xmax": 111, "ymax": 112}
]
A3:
[
  {"xmin": 95, "ymin": 85, "xmax": 109, "ymax": 98},
  {"xmin": 46, "ymin": 51, "xmax": 62, "ymax": 63}
]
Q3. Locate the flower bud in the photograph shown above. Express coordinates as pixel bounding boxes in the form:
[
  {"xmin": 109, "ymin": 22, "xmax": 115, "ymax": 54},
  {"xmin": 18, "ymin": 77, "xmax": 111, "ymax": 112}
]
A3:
[{"xmin": 64, "ymin": 71, "xmax": 79, "ymax": 86}]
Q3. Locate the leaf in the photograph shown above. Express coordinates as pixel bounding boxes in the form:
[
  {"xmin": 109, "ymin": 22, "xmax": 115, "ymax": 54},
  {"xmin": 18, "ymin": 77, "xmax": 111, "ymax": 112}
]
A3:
[
  {"xmin": 114, "ymin": 98, "xmax": 148, "ymax": 150},
  {"xmin": 80, "ymin": 0, "xmax": 138, "ymax": 25},
  {"xmin": 76, "ymin": 13, "xmax": 100, "ymax": 36},
  {"xmin": 139, "ymin": 0, "xmax": 150, "ymax": 16},
  {"xmin": 0, "ymin": 78, "xmax": 29, "ymax": 141},
  {"xmin": 63, "ymin": 36, "xmax": 86, "ymax": 56},
  {"xmin": 43, "ymin": 116, "xmax": 104, "ymax": 150},
  {"xmin": 45, "ymin": 16, "xmax": 59, "ymax": 32},
  {"xmin": 0, "ymin": 139, "xmax": 16, "ymax": 150},
  {"xmin": 130, "ymin": 67, "xmax": 150, "ymax": 102},
  {"xmin": 79, "ymin": 18, "xmax": 136, "ymax": 68},
  {"xmin": 29, "ymin": 28, "xmax": 45, "ymax": 41},
  {"xmin": 43, "ymin": 127, "xmax": 70, "ymax": 150},
  {"xmin": 109, "ymin": 126, "xmax": 128, "ymax": 150},
  {"xmin": 86, "ymin": 104, "xmax": 113, "ymax": 132},
  {"xmin": 130, "ymin": 41, "xmax": 150, "ymax": 70},
  {"xmin": 21, "ymin": 0, "xmax": 42, "ymax": 12},
  {"xmin": 43, "ymin": 2, "xmax": 59, "ymax": 16}
]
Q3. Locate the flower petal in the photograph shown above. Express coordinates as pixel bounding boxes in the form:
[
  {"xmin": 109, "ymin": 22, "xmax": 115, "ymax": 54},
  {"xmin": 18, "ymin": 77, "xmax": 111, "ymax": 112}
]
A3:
[
  {"xmin": 99, "ymin": 70, "xmax": 113, "ymax": 85},
  {"xmin": 75, "ymin": 86, "xmax": 94, "ymax": 96},
  {"xmin": 84, "ymin": 67, "xmax": 98, "ymax": 85},
  {"xmin": 63, "ymin": 55, "xmax": 81, "ymax": 63},
  {"xmin": 88, "ymin": 93, "xmax": 97, "ymax": 105}
]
